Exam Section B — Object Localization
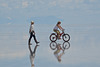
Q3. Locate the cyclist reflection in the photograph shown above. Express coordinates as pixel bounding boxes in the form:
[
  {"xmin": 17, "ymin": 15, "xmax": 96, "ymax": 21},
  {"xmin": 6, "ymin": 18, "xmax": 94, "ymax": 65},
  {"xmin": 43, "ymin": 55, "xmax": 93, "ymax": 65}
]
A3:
[
  {"xmin": 54, "ymin": 43, "xmax": 64, "ymax": 62},
  {"xmin": 50, "ymin": 42, "xmax": 70, "ymax": 62}
]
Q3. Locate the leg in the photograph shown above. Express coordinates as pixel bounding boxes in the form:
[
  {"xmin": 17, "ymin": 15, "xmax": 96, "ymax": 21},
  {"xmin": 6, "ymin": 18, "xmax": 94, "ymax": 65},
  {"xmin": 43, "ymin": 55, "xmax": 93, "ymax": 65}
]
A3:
[
  {"xmin": 31, "ymin": 32, "xmax": 39, "ymax": 44},
  {"xmin": 54, "ymin": 30, "xmax": 59, "ymax": 36},
  {"xmin": 33, "ymin": 45, "xmax": 38, "ymax": 54},
  {"xmin": 32, "ymin": 34, "xmax": 39, "ymax": 44},
  {"xmin": 29, "ymin": 44, "xmax": 32, "ymax": 54},
  {"xmin": 56, "ymin": 30, "xmax": 61, "ymax": 39},
  {"xmin": 28, "ymin": 33, "xmax": 32, "ymax": 45}
]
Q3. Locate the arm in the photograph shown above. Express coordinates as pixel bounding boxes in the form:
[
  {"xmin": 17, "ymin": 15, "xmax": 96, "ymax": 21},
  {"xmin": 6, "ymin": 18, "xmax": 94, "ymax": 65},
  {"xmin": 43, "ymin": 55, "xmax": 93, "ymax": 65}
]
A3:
[
  {"xmin": 29, "ymin": 25, "xmax": 31, "ymax": 33},
  {"xmin": 58, "ymin": 25, "xmax": 63, "ymax": 31}
]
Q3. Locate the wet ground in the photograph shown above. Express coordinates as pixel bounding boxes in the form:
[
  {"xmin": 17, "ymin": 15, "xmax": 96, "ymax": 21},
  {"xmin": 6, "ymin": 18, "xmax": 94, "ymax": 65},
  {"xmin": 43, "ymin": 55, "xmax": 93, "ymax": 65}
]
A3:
[{"xmin": 0, "ymin": 23, "xmax": 100, "ymax": 67}]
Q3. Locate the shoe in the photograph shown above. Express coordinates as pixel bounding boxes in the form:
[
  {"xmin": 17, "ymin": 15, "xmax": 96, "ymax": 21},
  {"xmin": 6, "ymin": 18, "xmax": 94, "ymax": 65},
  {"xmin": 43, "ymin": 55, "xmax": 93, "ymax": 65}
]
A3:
[
  {"xmin": 36, "ymin": 44, "xmax": 40, "ymax": 46},
  {"xmin": 36, "ymin": 42, "xmax": 40, "ymax": 44},
  {"xmin": 28, "ymin": 42, "xmax": 32, "ymax": 45}
]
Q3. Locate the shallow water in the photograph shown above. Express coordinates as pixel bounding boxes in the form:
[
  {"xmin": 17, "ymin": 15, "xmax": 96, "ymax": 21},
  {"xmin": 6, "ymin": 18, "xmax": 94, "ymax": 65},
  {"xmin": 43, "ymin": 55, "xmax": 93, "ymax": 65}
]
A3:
[{"xmin": 0, "ymin": 24, "xmax": 100, "ymax": 67}]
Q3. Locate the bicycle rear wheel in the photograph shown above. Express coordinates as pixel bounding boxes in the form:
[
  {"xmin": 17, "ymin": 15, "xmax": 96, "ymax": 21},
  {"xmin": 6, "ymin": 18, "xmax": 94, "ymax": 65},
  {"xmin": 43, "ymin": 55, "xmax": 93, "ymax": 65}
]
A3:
[
  {"xmin": 50, "ymin": 42, "xmax": 57, "ymax": 50},
  {"xmin": 62, "ymin": 34, "xmax": 70, "ymax": 42},
  {"xmin": 49, "ymin": 33, "xmax": 57, "ymax": 42}
]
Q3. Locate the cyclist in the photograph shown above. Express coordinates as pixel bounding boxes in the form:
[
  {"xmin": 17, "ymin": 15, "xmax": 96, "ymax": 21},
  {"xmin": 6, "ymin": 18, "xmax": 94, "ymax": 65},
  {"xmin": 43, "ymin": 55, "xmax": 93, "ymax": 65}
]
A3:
[{"xmin": 53, "ymin": 21, "xmax": 64, "ymax": 39}]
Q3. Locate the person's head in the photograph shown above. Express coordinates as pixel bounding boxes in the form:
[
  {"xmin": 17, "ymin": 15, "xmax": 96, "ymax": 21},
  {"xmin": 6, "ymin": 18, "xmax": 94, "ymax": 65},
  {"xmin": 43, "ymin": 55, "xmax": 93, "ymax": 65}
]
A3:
[
  {"xmin": 58, "ymin": 58, "xmax": 61, "ymax": 62},
  {"xmin": 31, "ymin": 21, "xmax": 34, "ymax": 25},
  {"xmin": 32, "ymin": 64, "xmax": 34, "ymax": 67},
  {"xmin": 57, "ymin": 21, "xmax": 61, "ymax": 25}
]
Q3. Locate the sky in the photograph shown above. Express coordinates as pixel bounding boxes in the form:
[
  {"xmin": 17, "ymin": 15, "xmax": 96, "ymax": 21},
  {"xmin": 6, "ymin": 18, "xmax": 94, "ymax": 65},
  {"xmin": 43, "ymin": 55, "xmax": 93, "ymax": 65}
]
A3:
[{"xmin": 0, "ymin": 0, "xmax": 100, "ymax": 67}]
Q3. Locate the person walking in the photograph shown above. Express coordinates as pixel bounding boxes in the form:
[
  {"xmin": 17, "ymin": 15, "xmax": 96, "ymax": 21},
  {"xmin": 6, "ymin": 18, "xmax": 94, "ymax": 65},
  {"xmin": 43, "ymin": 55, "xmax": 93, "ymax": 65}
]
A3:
[
  {"xmin": 29, "ymin": 44, "xmax": 39, "ymax": 67},
  {"xmin": 28, "ymin": 21, "xmax": 39, "ymax": 45}
]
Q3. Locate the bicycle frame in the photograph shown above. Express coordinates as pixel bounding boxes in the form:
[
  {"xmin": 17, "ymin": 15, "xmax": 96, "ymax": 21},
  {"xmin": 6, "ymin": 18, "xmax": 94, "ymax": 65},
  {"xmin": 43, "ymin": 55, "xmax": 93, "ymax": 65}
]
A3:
[{"xmin": 59, "ymin": 30, "xmax": 65, "ymax": 37}]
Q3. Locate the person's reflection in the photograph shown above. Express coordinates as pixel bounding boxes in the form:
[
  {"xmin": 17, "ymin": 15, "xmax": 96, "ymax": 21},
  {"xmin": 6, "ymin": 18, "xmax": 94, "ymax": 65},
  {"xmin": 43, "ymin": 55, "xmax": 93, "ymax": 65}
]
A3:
[
  {"xmin": 50, "ymin": 42, "xmax": 70, "ymax": 62},
  {"xmin": 29, "ymin": 44, "xmax": 39, "ymax": 67},
  {"xmin": 54, "ymin": 43, "xmax": 64, "ymax": 62}
]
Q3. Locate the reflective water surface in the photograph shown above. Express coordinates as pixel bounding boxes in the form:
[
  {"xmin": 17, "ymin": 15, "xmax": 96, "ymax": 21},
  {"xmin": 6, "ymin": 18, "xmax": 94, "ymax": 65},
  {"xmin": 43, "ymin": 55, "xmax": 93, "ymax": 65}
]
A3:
[
  {"xmin": 49, "ymin": 41, "xmax": 70, "ymax": 63},
  {"xmin": 0, "ymin": 24, "xmax": 100, "ymax": 67}
]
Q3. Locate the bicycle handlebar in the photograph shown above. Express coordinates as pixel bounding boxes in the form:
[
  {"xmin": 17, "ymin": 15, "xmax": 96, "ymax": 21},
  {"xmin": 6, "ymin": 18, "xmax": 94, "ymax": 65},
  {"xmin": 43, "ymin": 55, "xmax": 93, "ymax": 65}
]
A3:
[{"xmin": 62, "ymin": 29, "xmax": 65, "ymax": 33}]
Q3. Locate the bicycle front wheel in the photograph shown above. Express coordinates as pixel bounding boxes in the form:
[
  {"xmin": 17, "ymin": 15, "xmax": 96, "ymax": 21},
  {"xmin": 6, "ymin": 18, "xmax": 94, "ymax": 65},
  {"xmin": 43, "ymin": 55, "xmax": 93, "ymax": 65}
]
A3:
[
  {"xmin": 62, "ymin": 34, "xmax": 70, "ymax": 42},
  {"xmin": 63, "ymin": 42, "xmax": 70, "ymax": 49}
]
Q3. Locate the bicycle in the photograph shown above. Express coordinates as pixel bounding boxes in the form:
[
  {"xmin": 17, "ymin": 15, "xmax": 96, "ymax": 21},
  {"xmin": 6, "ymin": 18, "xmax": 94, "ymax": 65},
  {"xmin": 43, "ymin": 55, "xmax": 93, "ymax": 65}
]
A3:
[
  {"xmin": 49, "ymin": 29, "xmax": 70, "ymax": 42},
  {"xmin": 49, "ymin": 42, "xmax": 70, "ymax": 50}
]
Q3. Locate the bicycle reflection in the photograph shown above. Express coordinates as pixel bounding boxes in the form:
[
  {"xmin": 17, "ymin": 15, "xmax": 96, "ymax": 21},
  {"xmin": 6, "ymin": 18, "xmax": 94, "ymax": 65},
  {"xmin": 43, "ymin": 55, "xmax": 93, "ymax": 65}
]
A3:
[{"xmin": 49, "ymin": 42, "xmax": 70, "ymax": 62}]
